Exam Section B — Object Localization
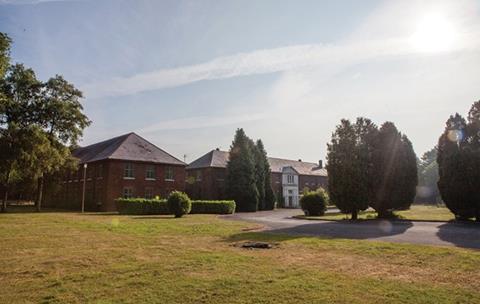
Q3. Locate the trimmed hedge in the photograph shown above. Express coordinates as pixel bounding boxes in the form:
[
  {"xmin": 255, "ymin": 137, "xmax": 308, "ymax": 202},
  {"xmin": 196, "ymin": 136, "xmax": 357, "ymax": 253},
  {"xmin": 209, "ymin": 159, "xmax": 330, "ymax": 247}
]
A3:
[
  {"xmin": 116, "ymin": 198, "xmax": 169, "ymax": 215},
  {"xmin": 115, "ymin": 198, "xmax": 236, "ymax": 215},
  {"xmin": 190, "ymin": 200, "xmax": 236, "ymax": 214}
]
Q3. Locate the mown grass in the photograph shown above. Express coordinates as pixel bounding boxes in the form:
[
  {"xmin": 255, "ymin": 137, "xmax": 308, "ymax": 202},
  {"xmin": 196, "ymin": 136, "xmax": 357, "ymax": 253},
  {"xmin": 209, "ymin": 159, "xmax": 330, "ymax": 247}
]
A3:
[
  {"xmin": 1, "ymin": 211, "xmax": 479, "ymax": 303},
  {"xmin": 298, "ymin": 204, "xmax": 455, "ymax": 221}
]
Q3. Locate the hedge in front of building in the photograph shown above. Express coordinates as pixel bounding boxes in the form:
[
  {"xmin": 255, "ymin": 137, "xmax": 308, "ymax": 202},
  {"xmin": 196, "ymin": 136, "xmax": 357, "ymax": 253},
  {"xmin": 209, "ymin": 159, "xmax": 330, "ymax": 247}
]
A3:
[
  {"xmin": 115, "ymin": 198, "xmax": 169, "ymax": 215},
  {"xmin": 115, "ymin": 198, "xmax": 236, "ymax": 215},
  {"xmin": 190, "ymin": 200, "xmax": 236, "ymax": 214}
]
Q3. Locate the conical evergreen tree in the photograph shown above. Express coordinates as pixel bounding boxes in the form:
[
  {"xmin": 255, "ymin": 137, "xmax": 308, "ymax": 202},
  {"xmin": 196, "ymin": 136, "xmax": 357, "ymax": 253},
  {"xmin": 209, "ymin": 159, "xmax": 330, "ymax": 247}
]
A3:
[
  {"xmin": 254, "ymin": 139, "xmax": 275, "ymax": 210},
  {"xmin": 226, "ymin": 128, "xmax": 259, "ymax": 212},
  {"xmin": 371, "ymin": 122, "xmax": 416, "ymax": 218},
  {"xmin": 327, "ymin": 118, "xmax": 375, "ymax": 219},
  {"xmin": 438, "ymin": 102, "xmax": 480, "ymax": 221}
]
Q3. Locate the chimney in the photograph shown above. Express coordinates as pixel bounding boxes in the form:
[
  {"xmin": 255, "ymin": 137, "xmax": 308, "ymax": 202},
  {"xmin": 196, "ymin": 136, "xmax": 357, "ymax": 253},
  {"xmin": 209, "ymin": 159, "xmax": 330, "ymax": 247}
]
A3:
[
  {"xmin": 298, "ymin": 159, "xmax": 302, "ymax": 162},
  {"xmin": 318, "ymin": 160, "xmax": 323, "ymax": 169}
]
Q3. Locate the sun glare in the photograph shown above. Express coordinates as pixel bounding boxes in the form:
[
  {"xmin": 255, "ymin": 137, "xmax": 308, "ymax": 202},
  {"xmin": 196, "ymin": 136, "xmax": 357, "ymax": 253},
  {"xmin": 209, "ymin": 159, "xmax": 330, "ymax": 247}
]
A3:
[{"xmin": 410, "ymin": 13, "xmax": 456, "ymax": 53}]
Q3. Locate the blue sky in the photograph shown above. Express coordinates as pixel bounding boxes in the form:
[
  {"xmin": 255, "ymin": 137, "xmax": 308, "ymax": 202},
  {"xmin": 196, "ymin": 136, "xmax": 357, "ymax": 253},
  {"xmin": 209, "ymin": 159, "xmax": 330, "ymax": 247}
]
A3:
[{"xmin": 1, "ymin": 0, "xmax": 479, "ymax": 163}]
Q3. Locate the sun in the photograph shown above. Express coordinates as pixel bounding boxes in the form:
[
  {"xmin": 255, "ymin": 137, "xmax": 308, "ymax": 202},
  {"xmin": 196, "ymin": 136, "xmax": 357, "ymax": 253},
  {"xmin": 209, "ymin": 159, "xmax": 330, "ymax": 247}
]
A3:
[{"xmin": 410, "ymin": 13, "xmax": 456, "ymax": 53}]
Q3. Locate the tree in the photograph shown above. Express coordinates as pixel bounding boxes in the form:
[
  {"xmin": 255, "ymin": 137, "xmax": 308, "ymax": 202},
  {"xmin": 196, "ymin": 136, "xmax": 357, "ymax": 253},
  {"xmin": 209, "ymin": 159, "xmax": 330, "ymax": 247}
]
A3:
[
  {"xmin": 417, "ymin": 148, "xmax": 440, "ymax": 203},
  {"xmin": 0, "ymin": 33, "xmax": 90, "ymax": 212},
  {"xmin": 327, "ymin": 118, "xmax": 376, "ymax": 220},
  {"xmin": 466, "ymin": 101, "xmax": 480, "ymax": 221},
  {"xmin": 226, "ymin": 128, "xmax": 259, "ymax": 212},
  {"xmin": 252, "ymin": 139, "xmax": 266, "ymax": 210},
  {"xmin": 371, "ymin": 122, "xmax": 417, "ymax": 218},
  {"xmin": 438, "ymin": 101, "xmax": 480, "ymax": 221},
  {"xmin": 34, "ymin": 75, "xmax": 90, "ymax": 211},
  {"xmin": 0, "ymin": 33, "xmax": 11, "ymax": 78},
  {"xmin": 398, "ymin": 134, "xmax": 418, "ymax": 210},
  {"xmin": 253, "ymin": 139, "xmax": 275, "ymax": 210}
]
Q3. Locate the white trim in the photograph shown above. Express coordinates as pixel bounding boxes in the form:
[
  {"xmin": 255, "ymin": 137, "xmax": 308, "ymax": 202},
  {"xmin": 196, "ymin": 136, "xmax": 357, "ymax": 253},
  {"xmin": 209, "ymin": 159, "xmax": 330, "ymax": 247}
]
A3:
[
  {"xmin": 123, "ymin": 177, "xmax": 135, "ymax": 180},
  {"xmin": 165, "ymin": 179, "xmax": 175, "ymax": 182},
  {"xmin": 145, "ymin": 178, "xmax": 156, "ymax": 181}
]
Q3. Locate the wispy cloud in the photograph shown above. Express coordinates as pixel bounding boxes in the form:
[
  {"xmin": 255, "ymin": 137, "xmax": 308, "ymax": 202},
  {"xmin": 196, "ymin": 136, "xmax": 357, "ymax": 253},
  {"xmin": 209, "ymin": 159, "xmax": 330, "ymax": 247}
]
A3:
[
  {"xmin": 82, "ymin": 38, "xmax": 410, "ymax": 99},
  {"xmin": 0, "ymin": 0, "xmax": 81, "ymax": 4},
  {"xmin": 136, "ymin": 112, "xmax": 265, "ymax": 134},
  {"xmin": 82, "ymin": 30, "xmax": 480, "ymax": 100}
]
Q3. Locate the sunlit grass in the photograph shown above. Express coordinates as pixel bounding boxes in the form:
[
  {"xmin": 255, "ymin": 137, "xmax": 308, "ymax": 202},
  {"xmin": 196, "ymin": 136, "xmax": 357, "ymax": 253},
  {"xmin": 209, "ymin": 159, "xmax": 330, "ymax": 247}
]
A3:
[
  {"xmin": 298, "ymin": 204, "xmax": 455, "ymax": 221},
  {"xmin": 0, "ymin": 211, "xmax": 478, "ymax": 303}
]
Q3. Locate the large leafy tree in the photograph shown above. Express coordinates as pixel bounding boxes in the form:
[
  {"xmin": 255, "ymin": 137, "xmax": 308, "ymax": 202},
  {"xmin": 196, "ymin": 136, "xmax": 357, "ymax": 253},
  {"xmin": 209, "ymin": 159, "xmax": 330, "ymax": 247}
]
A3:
[
  {"xmin": 327, "ymin": 118, "xmax": 376, "ymax": 219},
  {"xmin": 0, "ymin": 33, "xmax": 90, "ymax": 212},
  {"xmin": 226, "ymin": 128, "xmax": 259, "ymax": 212}
]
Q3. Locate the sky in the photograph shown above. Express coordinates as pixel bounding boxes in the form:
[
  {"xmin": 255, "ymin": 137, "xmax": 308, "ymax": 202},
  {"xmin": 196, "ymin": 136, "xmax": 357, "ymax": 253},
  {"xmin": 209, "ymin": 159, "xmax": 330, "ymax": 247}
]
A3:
[{"xmin": 1, "ymin": 0, "xmax": 479, "ymax": 164}]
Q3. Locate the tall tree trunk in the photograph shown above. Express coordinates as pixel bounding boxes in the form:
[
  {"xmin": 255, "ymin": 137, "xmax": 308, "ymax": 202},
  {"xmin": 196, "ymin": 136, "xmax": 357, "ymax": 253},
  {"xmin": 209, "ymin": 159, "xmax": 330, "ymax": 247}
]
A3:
[
  {"xmin": 2, "ymin": 189, "xmax": 8, "ymax": 213},
  {"xmin": 351, "ymin": 209, "xmax": 358, "ymax": 220},
  {"xmin": 36, "ymin": 175, "xmax": 44, "ymax": 212}
]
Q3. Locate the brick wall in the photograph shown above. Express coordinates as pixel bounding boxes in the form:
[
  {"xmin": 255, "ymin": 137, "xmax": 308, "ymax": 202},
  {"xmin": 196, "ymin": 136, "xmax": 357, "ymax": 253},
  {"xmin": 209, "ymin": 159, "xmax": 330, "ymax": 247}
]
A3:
[{"xmin": 47, "ymin": 159, "xmax": 186, "ymax": 212}]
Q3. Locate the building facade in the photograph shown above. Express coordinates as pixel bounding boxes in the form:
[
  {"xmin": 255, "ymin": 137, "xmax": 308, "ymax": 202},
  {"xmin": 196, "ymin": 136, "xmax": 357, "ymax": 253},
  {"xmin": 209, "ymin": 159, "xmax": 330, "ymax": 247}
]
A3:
[
  {"xmin": 45, "ymin": 133, "xmax": 186, "ymax": 211},
  {"xmin": 186, "ymin": 149, "xmax": 327, "ymax": 208}
]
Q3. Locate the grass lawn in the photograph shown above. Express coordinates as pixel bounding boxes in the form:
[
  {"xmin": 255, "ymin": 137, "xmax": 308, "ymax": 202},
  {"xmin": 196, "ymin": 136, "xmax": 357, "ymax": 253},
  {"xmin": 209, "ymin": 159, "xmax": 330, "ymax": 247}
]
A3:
[
  {"xmin": 1, "ymin": 211, "xmax": 479, "ymax": 303},
  {"xmin": 299, "ymin": 205, "xmax": 455, "ymax": 221}
]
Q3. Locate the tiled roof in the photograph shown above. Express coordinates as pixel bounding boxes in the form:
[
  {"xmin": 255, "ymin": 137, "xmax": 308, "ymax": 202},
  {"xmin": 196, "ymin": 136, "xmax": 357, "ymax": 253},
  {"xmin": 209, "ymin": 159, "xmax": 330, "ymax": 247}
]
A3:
[
  {"xmin": 187, "ymin": 150, "xmax": 327, "ymax": 177},
  {"xmin": 72, "ymin": 133, "xmax": 185, "ymax": 166}
]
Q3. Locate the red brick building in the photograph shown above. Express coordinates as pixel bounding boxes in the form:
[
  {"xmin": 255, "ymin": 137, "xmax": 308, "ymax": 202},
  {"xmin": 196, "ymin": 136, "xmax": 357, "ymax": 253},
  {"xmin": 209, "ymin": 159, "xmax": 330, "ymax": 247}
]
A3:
[
  {"xmin": 186, "ymin": 149, "xmax": 327, "ymax": 208},
  {"xmin": 46, "ymin": 133, "xmax": 186, "ymax": 211}
]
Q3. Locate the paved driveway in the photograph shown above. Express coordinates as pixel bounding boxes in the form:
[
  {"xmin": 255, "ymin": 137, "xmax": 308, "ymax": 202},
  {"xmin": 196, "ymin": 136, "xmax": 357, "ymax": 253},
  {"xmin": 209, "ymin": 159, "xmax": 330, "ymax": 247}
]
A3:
[{"xmin": 223, "ymin": 209, "xmax": 480, "ymax": 249}]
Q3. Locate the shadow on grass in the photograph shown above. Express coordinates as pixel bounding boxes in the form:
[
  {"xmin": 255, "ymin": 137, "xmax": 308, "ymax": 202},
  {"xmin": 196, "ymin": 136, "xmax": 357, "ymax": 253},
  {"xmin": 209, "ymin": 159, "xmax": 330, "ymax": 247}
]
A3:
[
  {"xmin": 0, "ymin": 206, "xmax": 77, "ymax": 214},
  {"xmin": 436, "ymin": 221, "xmax": 480, "ymax": 249},
  {"xmin": 225, "ymin": 220, "xmax": 414, "ymax": 244}
]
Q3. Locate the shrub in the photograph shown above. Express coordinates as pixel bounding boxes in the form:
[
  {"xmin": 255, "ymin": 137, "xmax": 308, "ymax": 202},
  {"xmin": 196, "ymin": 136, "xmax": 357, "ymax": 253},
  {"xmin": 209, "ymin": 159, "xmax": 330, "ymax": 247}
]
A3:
[
  {"xmin": 167, "ymin": 191, "xmax": 192, "ymax": 218},
  {"xmin": 115, "ymin": 198, "xmax": 168, "ymax": 215},
  {"xmin": 300, "ymin": 189, "xmax": 328, "ymax": 216},
  {"xmin": 190, "ymin": 200, "xmax": 236, "ymax": 214}
]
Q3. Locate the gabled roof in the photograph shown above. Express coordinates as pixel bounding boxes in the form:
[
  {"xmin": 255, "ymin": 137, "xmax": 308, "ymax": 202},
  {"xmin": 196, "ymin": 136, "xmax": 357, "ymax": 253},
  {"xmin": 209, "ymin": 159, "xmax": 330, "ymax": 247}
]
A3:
[
  {"xmin": 187, "ymin": 149, "xmax": 327, "ymax": 177},
  {"xmin": 72, "ymin": 133, "xmax": 185, "ymax": 166}
]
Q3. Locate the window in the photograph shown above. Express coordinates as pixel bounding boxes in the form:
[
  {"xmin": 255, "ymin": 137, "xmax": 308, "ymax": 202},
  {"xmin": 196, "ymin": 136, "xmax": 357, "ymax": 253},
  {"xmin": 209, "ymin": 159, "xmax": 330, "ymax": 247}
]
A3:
[
  {"xmin": 96, "ymin": 164, "xmax": 103, "ymax": 178},
  {"xmin": 145, "ymin": 187, "xmax": 154, "ymax": 199},
  {"xmin": 287, "ymin": 175, "xmax": 295, "ymax": 184},
  {"xmin": 145, "ymin": 165, "xmax": 156, "ymax": 180},
  {"xmin": 165, "ymin": 167, "xmax": 174, "ymax": 181},
  {"xmin": 124, "ymin": 163, "xmax": 134, "ymax": 179},
  {"xmin": 196, "ymin": 170, "xmax": 202, "ymax": 182},
  {"xmin": 123, "ymin": 187, "xmax": 133, "ymax": 198}
]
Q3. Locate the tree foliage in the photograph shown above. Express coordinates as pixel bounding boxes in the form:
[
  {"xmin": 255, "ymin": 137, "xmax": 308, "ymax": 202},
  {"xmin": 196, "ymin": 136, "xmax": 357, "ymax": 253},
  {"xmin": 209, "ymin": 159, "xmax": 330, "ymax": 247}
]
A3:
[
  {"xmin": 326, "ymin": 118, "xmax": 377, "ymax": 219},
  {"xmin": 0, "ymin": 33, "xmax": 90, "ymax": 212},
  {"xmin": 327, "ymin": 118, "xmax": 417, "ymax": 219},
  {"xmin": 417, "ymin": 147, "xmax": 440, "ymax": 203},
  {"xmin": 437, "ymin": 101, "xmax": 480, "ymax": 221},
  {"xmin": 371, "ymin": 122, "xmax": 417, "ymax": 217},
  {"xmin": 226, "ymin": 128, "xmax": 259, "ymax": 212}
]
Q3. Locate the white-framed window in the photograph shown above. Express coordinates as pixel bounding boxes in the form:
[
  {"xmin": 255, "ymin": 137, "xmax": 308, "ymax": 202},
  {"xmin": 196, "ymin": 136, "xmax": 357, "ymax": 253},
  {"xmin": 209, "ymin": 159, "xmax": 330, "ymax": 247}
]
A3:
[
  {"xmin": 165, "ymin": 167, "xmax": 174, "ymax": 181},
  {"xmin": 123, "ymin": 187, "xmax": 133, "ymax": 198},
  {"xmin": 145, "ymin": 187, "xmax": 154, "ymax": 199},
  {"xmin": 124, "ymin": 163, "xmax": 134, "ymax": 179},
  {"xmin": 287, "ymin": 175, "xmax": 295, "ymax": 184},
  {"xmin": 145, "ymin": 165, "xmax": 156, "ymax": 180},
  {"xmin": 196, "ymin": 170, "xmax": 202, "ymax": 182}
]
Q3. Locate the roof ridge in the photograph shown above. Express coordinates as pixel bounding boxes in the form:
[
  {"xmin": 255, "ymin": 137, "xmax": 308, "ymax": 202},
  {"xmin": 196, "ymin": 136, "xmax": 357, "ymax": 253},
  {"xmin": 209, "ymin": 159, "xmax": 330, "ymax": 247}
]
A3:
[
  {"xmin": 105, "ymin": 132, "xmax": 135, "ymax": 160},
  {"xmin": 132, "ymin": 133, "xmax": 186, "ymax": 164}
]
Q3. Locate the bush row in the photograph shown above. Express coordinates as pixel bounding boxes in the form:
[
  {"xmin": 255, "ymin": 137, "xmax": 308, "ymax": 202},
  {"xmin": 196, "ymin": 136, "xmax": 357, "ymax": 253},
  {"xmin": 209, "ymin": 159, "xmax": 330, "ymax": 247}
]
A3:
[
  {"xmin": 190, "ymin": 200, "xmax": 236, "ymax": 214},
  {"xmin": 115, "ymin": 197, "xmax": 236, "ymax": 215}
]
